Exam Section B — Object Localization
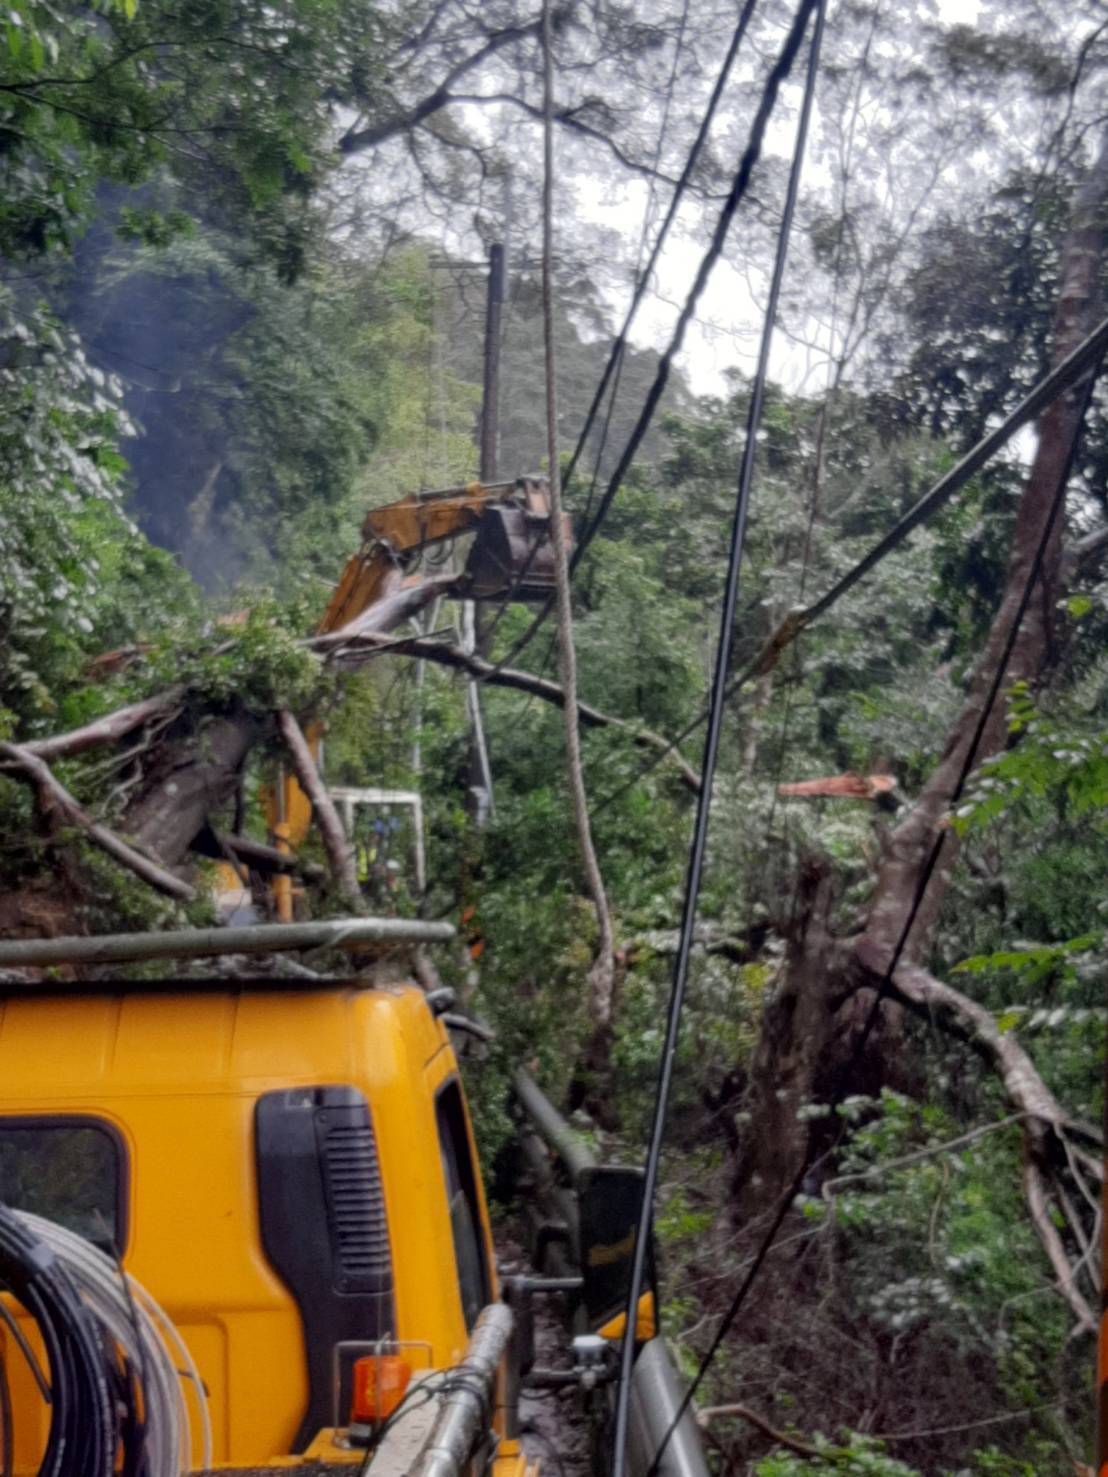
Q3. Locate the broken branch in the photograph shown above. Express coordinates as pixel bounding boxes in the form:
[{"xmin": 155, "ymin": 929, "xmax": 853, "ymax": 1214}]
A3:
[
  {"xmin": 0, "ymin": 741, "xmax": 194, "ymax": 902},
  {"xmin": 276, "ymin": 710, "xmax": 361, "ymax": 908},
  {"xmin": 331, "ymin": 631, "xmax": 703, "ymax": 794},
  {"xmin": 695, "ymin": 1404, "xmax": 828, "ymax": 1459},
  {"xmin": 18, "ymin": 687, "xmax": 186, "ymax": 763}
]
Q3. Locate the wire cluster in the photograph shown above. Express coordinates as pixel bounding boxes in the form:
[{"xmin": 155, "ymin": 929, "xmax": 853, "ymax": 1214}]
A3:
[{"xmin": 0, "ymin": 1206, "xmax": 210, "ymax": 1477}]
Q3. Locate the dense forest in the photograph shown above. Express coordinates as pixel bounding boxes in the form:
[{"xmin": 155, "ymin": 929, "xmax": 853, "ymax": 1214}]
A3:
[{"xmin": 0, "ymin": 1, "xmax": 1104, "ymax": 1474}]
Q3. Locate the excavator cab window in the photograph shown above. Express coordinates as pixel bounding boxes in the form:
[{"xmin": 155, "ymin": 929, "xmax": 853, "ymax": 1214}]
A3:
[
  {"xmin": 0, "ymin": 1116, "xmax": 126, "ymax": 1250},
  {"xmin": 435, "ymin": 1080, "xmax": 490, "ymax": 1330}
]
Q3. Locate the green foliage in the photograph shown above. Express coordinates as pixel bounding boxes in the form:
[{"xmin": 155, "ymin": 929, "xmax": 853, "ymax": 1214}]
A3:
[
  {"xmin": 0, "ymin": 288, "xmax": 196, "ymax": 723},
  {"xmin": 754, "ymin": 1437, "xmax": 920, "ymax": 1476},
  {"xmin": 952, "ymin": 684, "xmax": 1108, "ymax": 832},
  {"xmin": 0, "ymin": 0, "xmax": 386, "ymax": 270}
]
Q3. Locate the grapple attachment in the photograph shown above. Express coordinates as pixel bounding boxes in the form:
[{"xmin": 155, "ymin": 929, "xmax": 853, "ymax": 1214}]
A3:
[{"xmin": 460, "ymin": 476, "xmax": 570, "ymax": 602}]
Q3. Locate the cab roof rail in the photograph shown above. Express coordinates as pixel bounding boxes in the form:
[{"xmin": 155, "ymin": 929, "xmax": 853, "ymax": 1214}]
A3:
[{"xmin": 0, "ymin": 917, "xmax": 454, "ymax": 971}]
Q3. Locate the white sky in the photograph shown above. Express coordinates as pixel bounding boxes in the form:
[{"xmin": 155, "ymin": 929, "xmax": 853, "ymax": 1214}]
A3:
[{"xmin": 572, "ymin": 0, "xmax": 984, "ymax": 400}]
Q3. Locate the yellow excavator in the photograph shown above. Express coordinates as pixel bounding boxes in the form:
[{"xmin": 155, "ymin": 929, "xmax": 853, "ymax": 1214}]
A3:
[
  {"xmin": 0, "ymin": 474, "xmax": 708, "ymax": 1477},
  {"xmin": 217, "ymin": 474, "xmax": 567, "ymax": 922}
]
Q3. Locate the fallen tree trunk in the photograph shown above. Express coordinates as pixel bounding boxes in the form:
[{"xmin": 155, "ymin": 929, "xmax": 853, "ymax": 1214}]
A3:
[{"xmin": 119, "ymin": 579, "xmax": 453, "ymax": 869}]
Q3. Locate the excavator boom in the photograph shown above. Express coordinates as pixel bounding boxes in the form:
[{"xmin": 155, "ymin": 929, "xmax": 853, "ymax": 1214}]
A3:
[
  {"xmin": 257, "ymin": 474, "xmax": 568, "ymax": 916},
  {"xmin": 321, "ymin": 476, "xmax": 565, "ymax": 633}
]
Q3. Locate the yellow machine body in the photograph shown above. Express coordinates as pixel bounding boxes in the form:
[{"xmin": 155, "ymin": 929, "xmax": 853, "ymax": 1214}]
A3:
[
  {"xmin": 251, "ymin": 477, "xmax": 564, "ymax": 922},
  {"xmin": 0, "ymin": 982, "xmax": 527, "ymax": 1474}
]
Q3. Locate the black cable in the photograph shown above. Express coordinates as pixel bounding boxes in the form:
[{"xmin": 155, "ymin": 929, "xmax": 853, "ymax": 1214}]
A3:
[
  {"xmin": 0, "ymin": 1205, "xmax": 115, "ymax": 1477},
  {"xmin": 484, "ymin": 0, "xmax": 762, "ymax": 678},
  {"xmin": 642, "ymin": 351, "xmax": 1105, "ymax": 1477},
  {"xmin": 608, "ymin": 6, "xmax": 824, "ymax": 1477},
  {"xmin": 113, "ymin": 1238, "xmax": 148, "ymax": 1476},
  {"xmin": 571, "ymin": 0, "xmax": 690, "ymax": 531},
  {"xmin": 478, "ymin": 0, "xmax": 697, "ymax": 664},
  {"xmin": 593, "ymin": 309, "xmax": 1108, "ymax": 813}
]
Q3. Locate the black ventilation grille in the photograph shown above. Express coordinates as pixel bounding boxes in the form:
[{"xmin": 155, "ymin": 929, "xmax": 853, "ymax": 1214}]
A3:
[
  {"xmin": 255, "ymin": 1084, "xmax": 396, "ymax": 1450},
  {"xmin": 319, "ymin": 1119, "xmax": 392, "ymax": 1293}
]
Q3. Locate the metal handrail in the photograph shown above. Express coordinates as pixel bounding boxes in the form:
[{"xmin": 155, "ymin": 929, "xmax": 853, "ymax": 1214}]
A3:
[
  {"xmin": 410, "ymin": 1303, "xmax": 514, "ymax": 1477},
  {"xmin": 509, "ymin": 1069, "xmax": 710, "ymax": 1477}
]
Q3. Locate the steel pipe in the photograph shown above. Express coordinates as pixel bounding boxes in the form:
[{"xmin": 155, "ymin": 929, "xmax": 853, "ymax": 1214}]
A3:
[
  {"xmin": 627, "ymin": 1339, "xmax": 712, "ymax": 1477},
  {"xmin": 0, "ymin": 917, "xmax": 455, "ymax": 969},
  {"xmin": 411, "ymin": 1303, "xmax": 513, "ymax": 1477},
  {"xmin": 512, "ymin": 1067, "xmax": 596, "ymax": 1180}
]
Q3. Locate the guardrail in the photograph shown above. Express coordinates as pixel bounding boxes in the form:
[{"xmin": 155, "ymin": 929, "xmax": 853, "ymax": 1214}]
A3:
[
  {"xmin": 510, "ymin": 1069, "xmax": 710, "ymax": 1477},
  {"xmin": 411, "ymin": 1303, "xmax": 514, "ymax": 1477}
]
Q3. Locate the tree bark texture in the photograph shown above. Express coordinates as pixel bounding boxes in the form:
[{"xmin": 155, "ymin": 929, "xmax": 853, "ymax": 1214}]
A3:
[
  {"xmin": 118, "ymin": 578, "xmax": 451, "ymax": 870},
  {"xmin": 277, "ymin": 709, "xmax": 361, "ymax": 908},
  {"xmin": 734, "ymin": 132, "xmax": 1108, "ymax": 1243}
]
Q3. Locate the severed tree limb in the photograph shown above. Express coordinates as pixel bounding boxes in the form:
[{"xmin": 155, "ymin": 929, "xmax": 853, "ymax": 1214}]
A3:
[
  {"xmin": 0, "ymin": 741, "xmax": 195, "ymax": 902},
  {"xmin": 858, "ymin": 948, "xmax": 1075, "ymax": 1129},
  {"xmin": 853, "ymin": 945, "xmax": 1101, "ymax": 1333},
  {"xmin": 276, "ymin": 710, "xmax": 362, "ymax": 910},
  {"xmin": 1023, "ymin": 1153, "xmax": 1097, "ymax": 1334},
  {"xmin": 16, "ymin": 688, "xmax": 186, "ymax": 763}
]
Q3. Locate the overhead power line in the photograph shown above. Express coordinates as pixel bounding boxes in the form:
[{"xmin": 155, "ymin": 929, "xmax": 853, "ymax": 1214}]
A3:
[
  {"xmin": 608, "ymin": 4, "xmax": 825, "ymax": 1477},
  {"xmin": 596, "ymin": 308, "xmax": 1108, "ymax": 812},
  {"xmin": 642, "ymin": 349, "xmax": 1106, "ymax": 1477},
  {"xmin": 485, "ymin": 0, "xmax": 764, "ymax": 677}
]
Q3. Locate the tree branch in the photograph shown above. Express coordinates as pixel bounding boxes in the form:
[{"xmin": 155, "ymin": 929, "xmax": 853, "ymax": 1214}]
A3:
[
  {"xmin": 821, "ymin": 1113, "xmax": 1028, "ymax": 1198},
  {"xmin": 441, "ymin": 91, "xmax": 679, "ymax": 184},
  {"xmin": 19, "ymin": 688, "xmax": 186, "ymax": 763},
  {"xmin": 276, "ymin": 710, "xmax": 361, "ymax": 909},
  {"xmin": 1023, "ymin": 1152, "xmax": 1096, "ymax": 1334},
  {"xmin": 0, "ymin": 742, "xmax": 194, "ymax": 902},
  {"xmin": 695, "ymin": 1404, "xmax": 828, "ymax": 1458},
  {"xmin": 330, "ymin": 631, "xmax": 702, "ymax": 794},
  {"xmin": 339, "ymin": 21, "xmax": 541, "ymax": 153},
  {"xmin": 854, "ymin": 945, "xmax": 1101, "ymax": 1334}
]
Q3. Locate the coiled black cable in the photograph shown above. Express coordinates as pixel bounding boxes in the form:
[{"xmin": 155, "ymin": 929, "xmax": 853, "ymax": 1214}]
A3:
[{"xmin": 0, "ymin": 1205, "xmax": 115, "ymax": 1477}]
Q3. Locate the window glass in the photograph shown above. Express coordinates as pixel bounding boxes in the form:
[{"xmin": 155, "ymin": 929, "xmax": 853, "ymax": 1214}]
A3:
[
  {"xmin": 435, "ymin": 1081, "xmax": 490, "ymax": 1330},
  {"xmin": 0, "ymin": 1119, "xmax": 125, "ymax": 1250}
]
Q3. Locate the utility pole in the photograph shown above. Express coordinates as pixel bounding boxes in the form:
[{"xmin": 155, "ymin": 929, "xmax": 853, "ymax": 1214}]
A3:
[
  {"xmin": 480, "ymin": 242, "xmax": 504, "ymax": 482},
  {"xmin": 463, "ymin": 241, "xmax": 504, "ymax": 824}
]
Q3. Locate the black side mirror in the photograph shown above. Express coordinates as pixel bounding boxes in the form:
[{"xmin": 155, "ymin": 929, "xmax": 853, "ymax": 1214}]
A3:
[{"xmin": 576, "ymin": 1165, "xmax": 654, "ymax": 1331}]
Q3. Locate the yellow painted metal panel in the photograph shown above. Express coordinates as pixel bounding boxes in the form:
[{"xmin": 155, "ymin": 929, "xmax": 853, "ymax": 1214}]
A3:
[{"xmin": 0, "ymin": 983, "xmax": 503, "ymax": 1469}]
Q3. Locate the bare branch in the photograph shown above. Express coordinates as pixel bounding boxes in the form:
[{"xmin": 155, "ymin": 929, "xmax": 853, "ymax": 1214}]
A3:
[
  {"xmin": 851, "ymin": 948, "xmax": 1101, "ymax": 1335},
  {"xmin": 331, "ymin": 631, "xmax": 702, "ymax": 794},
  {"xmin": 696, "ymin": 1404, "xmax": 827, "ymax": 1458},
  {"xmin": 1023, "ymin": 1152, "xmax": 1096, "ymax": 1334},
  {"xmin": 19, "ymin": 688, "xmax": 186, "ymax": 763},
  {"xmin": 339, "ymin": 21, "xmax": 540, "ymax": 154},
  {"xmin": 821, "ymin": 1113, "xmax": 1028, "ymax": 1198},
  {"xmin": 276, "ymin": 710, "xmax": 361, "ymax": 909},
  {"xmin": 0, "ymin": 742, "xmax": 194, "ymax": 902}
]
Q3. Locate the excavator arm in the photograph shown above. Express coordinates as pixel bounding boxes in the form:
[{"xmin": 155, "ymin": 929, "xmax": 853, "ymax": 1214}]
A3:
[
  {"xmin": 256, "ymin": 476, "xmax": 566, "ymax": 918},
  {"xmin": 319, "ymin": 476, "xmax": 561, "ymax": 633}
]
